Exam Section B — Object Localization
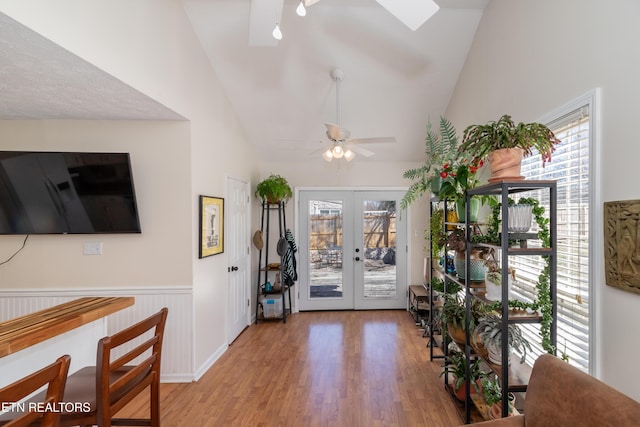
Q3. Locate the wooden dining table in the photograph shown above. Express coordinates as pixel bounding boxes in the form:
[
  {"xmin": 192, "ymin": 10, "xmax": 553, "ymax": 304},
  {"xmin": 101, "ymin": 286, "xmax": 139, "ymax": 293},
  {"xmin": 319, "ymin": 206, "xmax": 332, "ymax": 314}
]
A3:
[{"xmin": 0, "ymin": 296, "xmax": 134, "ymax": 387}]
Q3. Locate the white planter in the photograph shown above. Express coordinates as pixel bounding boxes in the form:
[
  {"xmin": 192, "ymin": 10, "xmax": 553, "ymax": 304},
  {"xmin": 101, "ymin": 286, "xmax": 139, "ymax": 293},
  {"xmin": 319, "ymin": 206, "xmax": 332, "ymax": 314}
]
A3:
[
  {"xmin": 507, "ymin": 205, "xmax": 533, "ymax": 232},
  {"xmin": 485, "ymin": 271, "xmax": 513, "ymax": 301},
  {"xmin": 487, "ymin": 341, "xmax": 512, "ymax": 366}
]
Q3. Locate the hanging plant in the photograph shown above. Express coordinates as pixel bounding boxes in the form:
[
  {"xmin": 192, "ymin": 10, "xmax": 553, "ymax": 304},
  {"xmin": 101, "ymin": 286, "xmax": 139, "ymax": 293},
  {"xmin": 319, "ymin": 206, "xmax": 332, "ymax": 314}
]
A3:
[
  {"xmin": 483, "ymin": 196, "xmax": 559, "ymax": 357},
  {"xmin": 429, "ymin": 208, "xmax": 446, "ymax": 259}
]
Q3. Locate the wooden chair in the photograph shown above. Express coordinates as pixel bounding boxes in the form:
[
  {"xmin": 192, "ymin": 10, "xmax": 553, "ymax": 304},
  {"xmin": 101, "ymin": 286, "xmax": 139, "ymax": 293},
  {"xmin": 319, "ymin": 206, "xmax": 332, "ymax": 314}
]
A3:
[
  {"xmin": 0, "ymin": 354, "xmax": 71, "ymax": 427},
  {"xmin": 59, "ymin": 307, "xmax": 168, "ymax": 427}
]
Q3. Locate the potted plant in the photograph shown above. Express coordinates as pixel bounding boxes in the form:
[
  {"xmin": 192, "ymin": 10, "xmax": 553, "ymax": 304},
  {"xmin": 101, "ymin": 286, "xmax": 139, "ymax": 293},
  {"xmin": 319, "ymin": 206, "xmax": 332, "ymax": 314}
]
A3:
[
  {"xmin": 458, "ymin": 114, "xmax": 561, "ymax": 182},
  {"xmin": 483, "ymin": 254, "xmax": 515, "ymax": 302},
  {"xmin": 442, "ymin": 228, "xmax": 486, "ymax": 282},
  {"xmin": 401, "ymin": 117, "xmax": 459, "ymax": 209},
  {"xmin": 474, "ymin": 313, "xmax": 532, "ymax": 366},
  {"xmin": 482, "ymin": 375, "xmax": 516, "ymax": 419},
  {"xmin": 255, "ymin": 174, "xmax": 293, "ymax": 204},
  {"xmin": 440, "ymin": 349, "xmax": 486, "ymax": 401},
  {"xmin": 431, "ymin": 277, "xmax": 462, "ymax": 295},
  {"xmin": 437, "ymin": 157, "xmax": 484, "ymax": 222},
  {"xmin": 439, "ymin": 293, "xmax": 485, "ymax": 345}
]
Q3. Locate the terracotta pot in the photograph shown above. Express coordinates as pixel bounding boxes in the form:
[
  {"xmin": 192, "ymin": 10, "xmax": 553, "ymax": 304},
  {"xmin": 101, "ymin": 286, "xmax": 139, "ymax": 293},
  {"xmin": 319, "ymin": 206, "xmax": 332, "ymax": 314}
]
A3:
[
  {"xmin": 487, "ymin": 148, "xmax": 524, "ymax": 182},
  {"xmin": 447, "ymin": 323, "xmax": 466, "ymax": 345},
  {"xmin": 454, "ymin": 378, "xmax": 483, "ymax": 401}
]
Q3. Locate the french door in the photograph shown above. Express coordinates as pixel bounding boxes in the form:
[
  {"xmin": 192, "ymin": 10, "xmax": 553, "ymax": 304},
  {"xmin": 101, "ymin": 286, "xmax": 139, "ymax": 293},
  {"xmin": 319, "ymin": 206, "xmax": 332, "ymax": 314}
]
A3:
[{"xmin": 298, "ymin": 190, "xmax": 407, "ymax": 310}]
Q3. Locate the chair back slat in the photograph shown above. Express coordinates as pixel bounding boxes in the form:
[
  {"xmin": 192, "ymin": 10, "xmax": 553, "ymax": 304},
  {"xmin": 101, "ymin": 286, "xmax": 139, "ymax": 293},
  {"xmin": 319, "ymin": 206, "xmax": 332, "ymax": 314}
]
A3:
[
  {"xmin": 109, "ymin": 354, "xmax": 156, "ymax": 398},
  {"xmin": 109, "ymin": 335, "xmax": 159, "ymax": 372},
  {"xmin": 0, "ymin": 354, "xmax": 70, "ymax": 427},
  {"xmin": 95, "ymin": 307, "xmax": 168, "ymax": 427}
]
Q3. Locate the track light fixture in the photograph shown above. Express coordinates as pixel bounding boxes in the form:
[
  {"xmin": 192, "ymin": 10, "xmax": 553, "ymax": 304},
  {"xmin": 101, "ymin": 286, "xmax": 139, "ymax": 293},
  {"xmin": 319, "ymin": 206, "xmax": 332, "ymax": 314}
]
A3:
[{"xmin": 272, "ymin": 23, "xmax": 283, "ymax": 40}]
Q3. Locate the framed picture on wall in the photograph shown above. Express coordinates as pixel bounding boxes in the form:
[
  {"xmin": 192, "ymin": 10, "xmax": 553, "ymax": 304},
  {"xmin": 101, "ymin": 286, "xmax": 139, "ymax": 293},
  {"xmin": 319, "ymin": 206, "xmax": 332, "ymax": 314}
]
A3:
[{"xmin": 199, "ymin": 195, "xmax": 224, "ymax": 258}]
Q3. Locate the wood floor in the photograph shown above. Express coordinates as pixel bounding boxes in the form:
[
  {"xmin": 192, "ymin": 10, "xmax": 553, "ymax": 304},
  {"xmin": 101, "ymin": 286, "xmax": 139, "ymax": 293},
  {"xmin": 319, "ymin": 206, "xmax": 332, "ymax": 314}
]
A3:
[{"xmin": 118, "ymin": 310, "xmax": 464, "ymax": 426}]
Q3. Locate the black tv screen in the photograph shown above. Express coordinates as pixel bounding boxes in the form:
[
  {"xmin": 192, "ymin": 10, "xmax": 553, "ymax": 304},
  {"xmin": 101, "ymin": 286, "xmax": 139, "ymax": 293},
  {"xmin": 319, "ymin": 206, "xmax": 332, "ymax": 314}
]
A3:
[{"xmin": 0, "ymin": 151, "xmax": 141, "ymax": 234}]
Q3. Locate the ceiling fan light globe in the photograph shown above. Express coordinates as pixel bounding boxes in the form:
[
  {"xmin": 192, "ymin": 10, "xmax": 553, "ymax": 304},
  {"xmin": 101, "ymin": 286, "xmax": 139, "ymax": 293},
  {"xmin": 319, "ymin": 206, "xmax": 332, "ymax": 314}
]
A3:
[
  {"xmin": 344, "ymin": 150, "xmax": 355, "ymax": 162},
  {"xmin": 332, "ymin": 145, "xmax": 344, "ymax": 158},
  {"xmin": 322, "ymin": 149, "xmax": 333, "ymax": 162}
]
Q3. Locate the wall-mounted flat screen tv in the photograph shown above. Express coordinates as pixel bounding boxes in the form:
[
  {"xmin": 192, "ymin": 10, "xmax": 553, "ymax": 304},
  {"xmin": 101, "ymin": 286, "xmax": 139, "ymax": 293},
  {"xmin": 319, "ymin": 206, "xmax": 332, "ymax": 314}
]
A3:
[{"xmin": 0, "ymin": 151, "xmax": 141, "ymax": 234}]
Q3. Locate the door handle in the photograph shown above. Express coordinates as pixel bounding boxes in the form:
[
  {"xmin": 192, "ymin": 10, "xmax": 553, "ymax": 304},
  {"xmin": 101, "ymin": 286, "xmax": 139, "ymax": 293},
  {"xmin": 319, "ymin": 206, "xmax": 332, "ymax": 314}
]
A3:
[
  {"xmin": 355, "ymin": 257, "xmax": 361, "ymax": 262},
  {"xmin": 231, "ymin": 266, "xmax": 239, "ymax": 271}
]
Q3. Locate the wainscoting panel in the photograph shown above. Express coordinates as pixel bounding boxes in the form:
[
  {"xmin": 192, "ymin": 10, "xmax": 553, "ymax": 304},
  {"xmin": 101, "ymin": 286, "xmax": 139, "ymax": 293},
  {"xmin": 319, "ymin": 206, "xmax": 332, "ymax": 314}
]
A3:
[{"xmin": 0, "ymin": 287, "xmax": 194, "ymax": 382}]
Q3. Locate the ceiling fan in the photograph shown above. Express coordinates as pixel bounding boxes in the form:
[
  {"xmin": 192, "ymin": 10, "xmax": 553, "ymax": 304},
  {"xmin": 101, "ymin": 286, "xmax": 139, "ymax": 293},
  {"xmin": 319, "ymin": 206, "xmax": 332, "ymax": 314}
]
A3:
[{"xmin": 320, "ymin": 68, "xmax": 396, "ymax": 162}]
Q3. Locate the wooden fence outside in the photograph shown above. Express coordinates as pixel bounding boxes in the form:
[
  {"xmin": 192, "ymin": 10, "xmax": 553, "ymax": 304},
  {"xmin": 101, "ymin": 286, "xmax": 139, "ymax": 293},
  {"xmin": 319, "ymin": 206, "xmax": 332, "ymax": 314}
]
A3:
[{"xmin": 309, "ymin": 213, "xmax": 396, "ymax": 250}]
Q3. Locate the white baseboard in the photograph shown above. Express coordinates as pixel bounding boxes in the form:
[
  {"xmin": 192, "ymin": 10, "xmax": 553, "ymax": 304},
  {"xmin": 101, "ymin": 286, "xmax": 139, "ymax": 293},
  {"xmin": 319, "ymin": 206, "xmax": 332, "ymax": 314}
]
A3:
[{"xmin": 193, "ymin": 343, "xmax": 228, "ymax": 382}]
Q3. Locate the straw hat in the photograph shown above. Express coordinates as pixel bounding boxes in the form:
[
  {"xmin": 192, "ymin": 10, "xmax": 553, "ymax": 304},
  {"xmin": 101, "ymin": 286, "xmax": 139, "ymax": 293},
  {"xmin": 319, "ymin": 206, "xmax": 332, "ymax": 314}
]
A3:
[{"xmin": 252, "ymin": 230, "xmax": 264, "ymax": 250}]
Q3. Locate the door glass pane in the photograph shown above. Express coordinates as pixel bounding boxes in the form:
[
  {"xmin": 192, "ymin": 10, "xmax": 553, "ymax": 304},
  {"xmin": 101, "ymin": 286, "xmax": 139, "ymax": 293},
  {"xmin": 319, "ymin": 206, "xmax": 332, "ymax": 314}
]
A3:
[
  {"xmin": 362, "ymin": 200, "xmax": 397, "ymax": 298},
  {"xmin": 309, "ymin": 199, "xmax": 343, "ymax": 299}
]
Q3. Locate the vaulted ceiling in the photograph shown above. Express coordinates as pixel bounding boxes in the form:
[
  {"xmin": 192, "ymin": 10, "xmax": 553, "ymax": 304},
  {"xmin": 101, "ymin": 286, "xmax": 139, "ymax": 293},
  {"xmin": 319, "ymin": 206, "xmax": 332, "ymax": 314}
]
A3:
[{"xmin": 0, "ymin": 0, "xmax": 489, "ymax": 163}]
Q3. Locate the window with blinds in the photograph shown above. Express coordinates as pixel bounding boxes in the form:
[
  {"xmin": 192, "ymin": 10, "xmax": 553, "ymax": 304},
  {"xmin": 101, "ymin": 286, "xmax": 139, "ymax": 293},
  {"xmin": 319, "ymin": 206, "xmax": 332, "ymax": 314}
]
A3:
[{"xmin": 509, "ymin": 106, "xmax": 591, "ymax": 372}]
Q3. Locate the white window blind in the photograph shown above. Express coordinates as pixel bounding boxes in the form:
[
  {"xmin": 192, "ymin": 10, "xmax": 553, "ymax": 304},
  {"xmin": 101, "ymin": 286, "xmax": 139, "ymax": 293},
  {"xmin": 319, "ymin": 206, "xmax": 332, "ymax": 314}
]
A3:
[{"xmin": 509, "ymin": 106, "xmax": 591, "ymax": 372}]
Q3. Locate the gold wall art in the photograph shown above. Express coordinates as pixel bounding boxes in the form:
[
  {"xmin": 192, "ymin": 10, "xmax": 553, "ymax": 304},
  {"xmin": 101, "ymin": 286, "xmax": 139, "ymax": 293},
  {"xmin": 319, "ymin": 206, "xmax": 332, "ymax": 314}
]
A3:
[
  {"xmin": 199, "ymin": 195, "xmax": 224, "ymax": 258},
  {"xmin": 604, "ymin": 199, "xmax": 640, "ymax": 295}
]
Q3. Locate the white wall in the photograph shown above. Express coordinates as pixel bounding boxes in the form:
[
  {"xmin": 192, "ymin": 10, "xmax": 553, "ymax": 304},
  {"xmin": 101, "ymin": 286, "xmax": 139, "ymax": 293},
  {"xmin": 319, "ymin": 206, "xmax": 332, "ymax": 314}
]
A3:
[
  {"xmin": 0, "ymin": 0, "xmax": 257, "ymax": 378},
  {"xmin": 446, "ymin": 0, "xmax": 640, "ymax": 400},
  {"xmin": 0, "ymin": 120, "xmax": 192, "ymax": 288}
]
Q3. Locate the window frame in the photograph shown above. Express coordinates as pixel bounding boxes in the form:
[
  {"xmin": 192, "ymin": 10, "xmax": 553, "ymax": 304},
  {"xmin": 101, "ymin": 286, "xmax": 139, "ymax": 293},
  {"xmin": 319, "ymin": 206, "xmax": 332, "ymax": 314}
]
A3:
[{"xmin": 522, "ymin": 89, "xmax": 601, "ymax": 374}]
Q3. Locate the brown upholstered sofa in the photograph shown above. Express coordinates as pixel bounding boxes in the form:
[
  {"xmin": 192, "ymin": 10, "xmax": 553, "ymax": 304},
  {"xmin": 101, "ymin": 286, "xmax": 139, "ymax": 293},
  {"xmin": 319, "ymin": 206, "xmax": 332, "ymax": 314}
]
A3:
[{"xmin": 467, "ymin": 353, "xmax": 640, "ymax": 426}]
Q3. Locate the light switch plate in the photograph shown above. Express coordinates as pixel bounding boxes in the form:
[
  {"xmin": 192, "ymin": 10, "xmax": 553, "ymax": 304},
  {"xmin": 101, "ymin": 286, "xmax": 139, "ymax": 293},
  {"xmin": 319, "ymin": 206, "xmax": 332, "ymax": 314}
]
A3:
[{"xmin": 83, "ymin": 242, "xmax": 103, "ymax": 255}]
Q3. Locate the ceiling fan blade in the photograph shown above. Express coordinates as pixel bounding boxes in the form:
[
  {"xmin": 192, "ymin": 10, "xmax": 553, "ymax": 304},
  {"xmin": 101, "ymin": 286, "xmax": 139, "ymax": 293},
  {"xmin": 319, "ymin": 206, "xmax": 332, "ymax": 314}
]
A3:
[
  {"xmin": 348, "ymin": 145, "xmax": 376, "ymax": 157},
  {"xmin": 325, "ymin": 123, "xmax": 350, "ymax": 141},
  {"xmin": 349, "ymin": 137, "xmax": 397, "ymax": 145},
  {"xmin": 309, "ymin": 143, "xmax": 330, "ymax": 156}
]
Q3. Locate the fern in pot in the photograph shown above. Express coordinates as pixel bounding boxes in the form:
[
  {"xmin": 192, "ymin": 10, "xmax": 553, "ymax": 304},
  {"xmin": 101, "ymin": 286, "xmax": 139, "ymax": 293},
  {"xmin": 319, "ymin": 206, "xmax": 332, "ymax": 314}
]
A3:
[{"xmin": 401, "ymin": 116, "xmax": 459, "ymax": 209}]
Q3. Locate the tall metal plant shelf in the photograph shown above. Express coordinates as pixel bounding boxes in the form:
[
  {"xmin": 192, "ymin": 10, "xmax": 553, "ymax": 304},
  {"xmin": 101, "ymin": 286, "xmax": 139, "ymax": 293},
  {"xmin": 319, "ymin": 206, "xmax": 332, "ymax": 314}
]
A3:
[
  {"xmin": 255, "ymin": 201, "xmax": 292, "ymax": 323},
  {"xmin": 462, "ymin": 180, "xmax": 557, "ymax": 422}
]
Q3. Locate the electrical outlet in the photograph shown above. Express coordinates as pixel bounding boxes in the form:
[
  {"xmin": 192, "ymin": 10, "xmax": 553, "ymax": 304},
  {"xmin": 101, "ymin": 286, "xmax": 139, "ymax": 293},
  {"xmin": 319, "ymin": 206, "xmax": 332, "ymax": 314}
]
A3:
[{"xmin": 83, "ymin": 242, "xmax": 103, "ymax": 255}]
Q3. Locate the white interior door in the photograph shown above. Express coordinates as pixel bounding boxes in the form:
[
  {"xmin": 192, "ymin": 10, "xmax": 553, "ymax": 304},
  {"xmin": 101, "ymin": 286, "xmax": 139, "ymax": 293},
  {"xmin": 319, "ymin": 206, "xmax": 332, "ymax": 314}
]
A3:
[
  {"xmin": 227, "ymin": 176, "xmax": 251, "ymax": 343},
  {"xmin": 298, "ymin": 190, "xmax": 407, "ymax": 311}
]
